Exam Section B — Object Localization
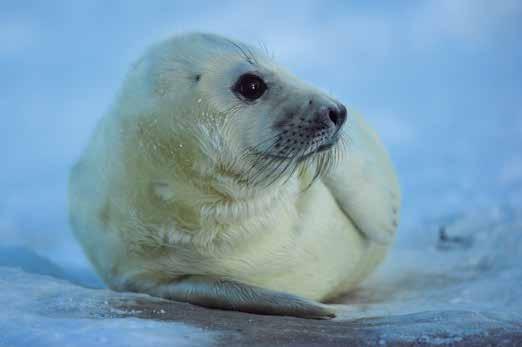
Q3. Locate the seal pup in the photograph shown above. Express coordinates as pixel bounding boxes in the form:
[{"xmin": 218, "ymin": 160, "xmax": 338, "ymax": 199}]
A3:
[{"xmin": 69, "ymin": 32, "xmax": 401, "ymax": 319}]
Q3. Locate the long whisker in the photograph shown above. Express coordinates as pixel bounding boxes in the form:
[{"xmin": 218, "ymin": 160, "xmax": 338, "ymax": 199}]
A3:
[
  {"xmin": 244, "ymin": 137, "xmax": 282, "ymax": 184},
  {"xmin": 224, "ymin": 38, "xmax": 257, "ymax": 65},
  {"xmin": 235, "ymin": 127, "xmax": 343, "ymax": 189}
]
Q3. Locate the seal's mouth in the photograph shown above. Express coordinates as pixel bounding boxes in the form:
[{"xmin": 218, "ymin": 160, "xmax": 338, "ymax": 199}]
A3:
[
  {"xmin": 298, "ymin": 141, "xmax": 336, "ymax": 161},
  {"xmin": 240, "ymin": 107, "xmax": 347, "ymax": 186},
  {"xmin": 262, "ymin": 137, "xmax": 338, "ymax": 162},
  {"xmin": 242, "ymin": 132, "xmax": 342, "ymax": 187}
]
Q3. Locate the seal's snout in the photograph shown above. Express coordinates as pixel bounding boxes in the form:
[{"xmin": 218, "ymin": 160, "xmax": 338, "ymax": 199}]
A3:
[
  {"xmin": 318, "ymin": 103, "xmax": 347, "ymax": 130},
  {"xmin": 269, "ymin": 98, "xmax": 348, "ymax": 160}
]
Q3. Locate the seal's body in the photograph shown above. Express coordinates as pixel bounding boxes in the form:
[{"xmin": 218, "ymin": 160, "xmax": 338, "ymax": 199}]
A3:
[{"xmin": 69, "ymin": 33, "xmax": 400, "ymax": 318}]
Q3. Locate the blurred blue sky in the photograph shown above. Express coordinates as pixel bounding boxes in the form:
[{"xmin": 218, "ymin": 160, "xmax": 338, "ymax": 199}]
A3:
[{"xmin": 1, "ymin": 1, "xmax": 521, "ymax": 267}]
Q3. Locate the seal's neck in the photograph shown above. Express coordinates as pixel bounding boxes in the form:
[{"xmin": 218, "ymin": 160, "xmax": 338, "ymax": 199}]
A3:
[
  {"xmin": 134, "ymin": 115, "xmax": 302, "ymax": 244},
  {"xmin": 152, "ymin": 166, "xmax": 301, "ymax": 239},
  {"xmin": 201, "ymin": 170, "xmax": 300, "ymax": 226}
]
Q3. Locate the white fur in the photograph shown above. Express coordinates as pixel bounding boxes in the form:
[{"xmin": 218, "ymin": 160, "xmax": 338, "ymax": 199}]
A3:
[{"xmin": 69, "ymin": 33, "xmax": 401, "ymax": 303}]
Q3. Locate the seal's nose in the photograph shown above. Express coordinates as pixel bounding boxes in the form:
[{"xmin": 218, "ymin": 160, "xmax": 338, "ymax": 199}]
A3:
[
  {"xmin": 329, "ymin": 104, "xmax": 347, "ymax": 127},
  {"xmin": 319, "ymin": 103, "xmax": 347, "ymax": 129}
]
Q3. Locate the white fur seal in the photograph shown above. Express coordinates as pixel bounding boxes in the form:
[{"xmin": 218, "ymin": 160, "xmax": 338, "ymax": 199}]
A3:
[{"xmin": 69, "ymin": 32, "xmax": 400, "ymax": 319}]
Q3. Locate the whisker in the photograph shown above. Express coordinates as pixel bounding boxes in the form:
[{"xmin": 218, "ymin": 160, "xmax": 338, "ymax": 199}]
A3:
[
  {"xmin": 224, "ymin": 38, "xmax": 257, "ymax": 65},
  {"xmin": 233, "ymin": 126, "xmax": 345, "ymax": 189}
]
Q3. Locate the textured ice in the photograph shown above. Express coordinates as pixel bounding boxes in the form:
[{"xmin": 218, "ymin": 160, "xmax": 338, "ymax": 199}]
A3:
[
  {"xmin": 334, "ymin": 208, "xmax": 522, "ymax": 332},
  {"xmin": 0, "ymin": 266, "xmax": 217, "ymax": 347}
]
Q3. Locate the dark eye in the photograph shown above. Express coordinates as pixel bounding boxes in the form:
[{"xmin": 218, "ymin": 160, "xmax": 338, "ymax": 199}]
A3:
[{"xmin": 233, "ymin": 73, "xmax": 267, "ymax": 101}]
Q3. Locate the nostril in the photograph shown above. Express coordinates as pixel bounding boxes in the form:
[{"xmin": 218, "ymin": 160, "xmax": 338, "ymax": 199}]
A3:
[{"xmin": 328, "ymin": 108, "xmax": 339, "ymax": 126}]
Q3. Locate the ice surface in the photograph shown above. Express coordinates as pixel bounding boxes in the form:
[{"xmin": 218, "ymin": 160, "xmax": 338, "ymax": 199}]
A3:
[
  {"xmin": 335, "ymin": 207, "xmax": 522, "ymax": 320},
  {"xmin": 0, "ymin": 266, "xmax": 217, "ymax": 347}
]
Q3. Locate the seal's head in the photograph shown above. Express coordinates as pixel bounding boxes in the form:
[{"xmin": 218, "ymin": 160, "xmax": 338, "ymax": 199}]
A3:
[{"xmin": 133, "ymin": 33, "xmax": 348, "ymax": 186}]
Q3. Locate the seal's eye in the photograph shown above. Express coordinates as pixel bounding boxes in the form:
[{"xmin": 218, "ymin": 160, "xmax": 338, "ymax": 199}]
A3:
[{"xmin": 233, "ymin": 73, "xmax": 267, "ymax": 101}]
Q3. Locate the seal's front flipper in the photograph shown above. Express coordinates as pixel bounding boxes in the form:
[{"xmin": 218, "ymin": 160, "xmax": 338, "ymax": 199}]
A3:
[
  {"xmin": 150, "ymin": 276, "xmax": 336, "ymax": 319},
  {"xmin": 322, "ymin": 111, "xmax": 401, "ymax": 245}
]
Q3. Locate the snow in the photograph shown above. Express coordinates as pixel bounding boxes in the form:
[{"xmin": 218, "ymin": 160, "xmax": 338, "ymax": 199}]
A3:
[
  {"xmin": 336, "ymin": 207, "xmax": 522, "ymax": 321},
  {"xmin": 0, "ymin": 266, "xmax": 217, "ymax": 347},
  {"xmin": 1, "ymin": 1, "xmax": 522, "ymax": 345}
]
